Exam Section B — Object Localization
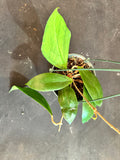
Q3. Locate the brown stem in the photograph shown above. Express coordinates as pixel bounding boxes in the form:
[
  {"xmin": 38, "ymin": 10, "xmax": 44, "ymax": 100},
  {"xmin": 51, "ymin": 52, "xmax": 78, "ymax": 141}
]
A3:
[{"xmin": 73, "ymin": 81, "xmax": 120, "ymax": 135}]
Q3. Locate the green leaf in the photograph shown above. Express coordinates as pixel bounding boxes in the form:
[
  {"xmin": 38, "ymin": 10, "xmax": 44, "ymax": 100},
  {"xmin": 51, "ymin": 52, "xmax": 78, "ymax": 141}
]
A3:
[
  {"xmin": 58, "ymin": 86, "xmax": 78, "ymax": 124},
  {"xmin": 41, "ymin": 8, "xmax": 71, "ymax": 69},
  {"xmin": 9, "ymin": 85, "xmax": 52, "ymax": 115},
  {"xmin": 26, "ymin": 73, "xmax": 73, "ymax": 91},
  {"xmin": 82, "ymin": 86, "xmax": 96, "ymax": 123},
  {"xmin": 79, "ymin": 68, "xmax": 103, "ymax": 106}
]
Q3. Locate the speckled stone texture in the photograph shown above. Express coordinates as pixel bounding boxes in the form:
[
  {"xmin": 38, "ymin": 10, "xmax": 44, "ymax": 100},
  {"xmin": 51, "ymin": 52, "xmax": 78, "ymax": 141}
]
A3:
[{"xmin": 0, "ymin": 0, "xmax": 120, "ymax": 159}]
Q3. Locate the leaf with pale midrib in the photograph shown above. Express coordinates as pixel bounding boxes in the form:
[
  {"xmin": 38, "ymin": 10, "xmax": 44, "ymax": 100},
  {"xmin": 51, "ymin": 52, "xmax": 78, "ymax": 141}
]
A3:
[
  {"xmin": 26, "ymin": 73, "xmax": 73, "ymax": 91},
  {"xmin": 41, "ymin": 8, "xmax": 71, "ymax": 69},
  {"xmin": 79, "ymin": 67, "xmax": 103, "ymax": 106}
]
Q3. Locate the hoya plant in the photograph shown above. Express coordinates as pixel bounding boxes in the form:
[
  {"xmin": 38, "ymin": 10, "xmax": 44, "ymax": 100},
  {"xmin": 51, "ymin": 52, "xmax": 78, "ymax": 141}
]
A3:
[{"xmin": 10, "ymin": 8, "xmax": 120, "ymax": 134}]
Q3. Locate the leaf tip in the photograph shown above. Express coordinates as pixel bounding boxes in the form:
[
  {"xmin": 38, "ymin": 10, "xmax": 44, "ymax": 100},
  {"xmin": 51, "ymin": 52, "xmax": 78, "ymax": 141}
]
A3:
[
  {"xmin": 25, "ymin": 82, "xmax": 28, "ymax": 86},
  {"xmin": 52, "ymin": 7, "xmax": 60, "ymax": 15},
  {"xmin": 56, "ymin": 7, "xmax": 60, "ymax": 11},
  {"xmin": 9, "ymin": 85, "xmax": 18, "ymax": 93},
  {"xmin": 25, "ymin": 82, "xmax": 29, "ymax": 87},
  {"xmin": 68, "ymin": 121, "xmax": 72, "ymax": 125}
]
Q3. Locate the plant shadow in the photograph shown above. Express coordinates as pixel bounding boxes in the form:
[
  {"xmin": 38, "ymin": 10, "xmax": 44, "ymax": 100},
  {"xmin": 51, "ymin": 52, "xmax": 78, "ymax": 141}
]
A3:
[{"xmin": 7, "ymin": 0, "xmax": 51, "ymax": 88}]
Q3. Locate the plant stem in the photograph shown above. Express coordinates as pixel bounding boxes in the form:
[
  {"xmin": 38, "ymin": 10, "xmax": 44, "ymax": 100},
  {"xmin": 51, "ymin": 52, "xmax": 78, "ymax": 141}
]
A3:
[
  {"xmin": 73, "ymin": 81, "xmax": 120, "ymax": 134},
  {"xmin": 86, "ymin": 59, "xmax": 120, "ymax": 65},
  {"xmin": 51, "ymin": 68, "xmax": 120, "ymax": 72},
  {"xmin": 96, "ymin": 111, "xmax": 120, "ymax": 134},
  {"xmin": 80, "ymin": 93, "xmax": 120, "ymax": 103},
  {"xmin": 73, "ymin": 81, "xmax": 96, "ymax": 111}
]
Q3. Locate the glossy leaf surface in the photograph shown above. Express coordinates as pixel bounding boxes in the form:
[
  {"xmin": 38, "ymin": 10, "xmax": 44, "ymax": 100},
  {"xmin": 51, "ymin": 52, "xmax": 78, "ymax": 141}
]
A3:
[
  {"xmin": 10, "ymin": 85, "xmax": 52, "ymax": 115},
  {"xmin": 82, "ymin": 86, "xmax": 96, "ymax": 123},
  {"xmin": 41, "ymin": 8, "xmax": 71, "ymax": 69},
  {"xmin": 26, "ymin": 73, "xmax": 73, "ymax": 91},
  {"xmin": 58, "ymin": 86, "xmax": 78, "ymax": 124},
  {"xmin": 79, "ymin": 68, "xmax": 103, "ymax": 106}
]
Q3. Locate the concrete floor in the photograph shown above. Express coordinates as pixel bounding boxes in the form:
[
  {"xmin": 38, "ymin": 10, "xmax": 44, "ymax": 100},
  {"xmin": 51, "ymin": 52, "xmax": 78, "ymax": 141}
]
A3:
[{"xmin": 0, "ymin": 0, "xmax": 120, "ymax": 159}]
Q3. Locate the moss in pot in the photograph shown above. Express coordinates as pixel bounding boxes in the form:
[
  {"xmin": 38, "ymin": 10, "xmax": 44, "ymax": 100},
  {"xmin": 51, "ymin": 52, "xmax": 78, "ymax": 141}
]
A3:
[{"xmin": 10, "ymin": 8, "xmax": 120, "ymax": 134}]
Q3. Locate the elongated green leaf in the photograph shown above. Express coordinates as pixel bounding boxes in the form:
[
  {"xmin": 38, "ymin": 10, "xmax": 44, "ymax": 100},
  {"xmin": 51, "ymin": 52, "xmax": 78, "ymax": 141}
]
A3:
[
  {"xmin": 79, "ymin": 68, "xmax": 103, "ymax": 106},
  {"xmin": 9, "ymin": 85, "xmax": 52, "ymax": 115},
  {"xmin": 26, "ymin": 73, "xmax": 73, "ymax": 91},
  {"xmin": 41, "ymin": 8, "xmax": 71, "ymax": 69},
  {"xmin": 58, "ymin": 86, "xmax": 78, "ymax": 124},
  {"xmin": 82, "ymin": 86, "xmax": 96, "ymax": 123}
]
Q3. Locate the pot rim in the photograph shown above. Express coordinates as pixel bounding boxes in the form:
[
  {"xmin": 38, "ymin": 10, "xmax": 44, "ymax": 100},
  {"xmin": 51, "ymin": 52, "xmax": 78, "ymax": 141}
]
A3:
[{"xmin": 68, "ymin": 53, "xmax": 96, "ymax": 75}]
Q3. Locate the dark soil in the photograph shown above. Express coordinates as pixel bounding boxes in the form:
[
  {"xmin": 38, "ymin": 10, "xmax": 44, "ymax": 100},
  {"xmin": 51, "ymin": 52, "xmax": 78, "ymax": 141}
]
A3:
[{"xmin": 54, "ymin": 56, "xmax": 90, "ymax": 101}]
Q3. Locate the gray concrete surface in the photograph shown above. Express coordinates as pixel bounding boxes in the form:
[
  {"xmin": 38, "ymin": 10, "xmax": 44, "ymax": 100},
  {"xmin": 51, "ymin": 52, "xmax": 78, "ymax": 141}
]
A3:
[{"xmin": 0, "ymin": 0, "xmax": 120, "ymax": 159}]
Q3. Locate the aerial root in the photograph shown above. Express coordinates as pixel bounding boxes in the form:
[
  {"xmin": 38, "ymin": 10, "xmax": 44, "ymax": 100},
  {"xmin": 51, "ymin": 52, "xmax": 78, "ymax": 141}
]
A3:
[
  {"xmin": 51, "ymin": 115, "xmax": 64, "ymax": 132},
  {"xmin": 58, "ymin": 115, "xmax": 64, "ymax": 132},
  {"xmin": 92, "ymin": 112, "xmax": 97, "ymax": 120},
  {"xmin": 51, "ymin": 115, "xmax": 63, "ymax": 126}
]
